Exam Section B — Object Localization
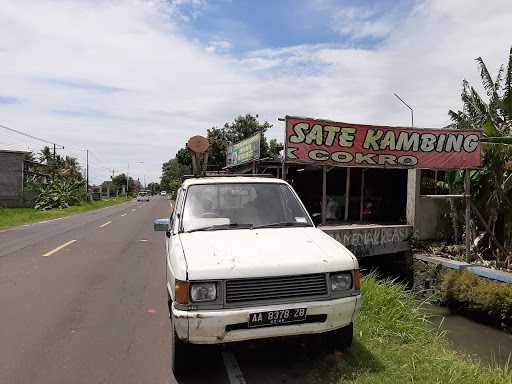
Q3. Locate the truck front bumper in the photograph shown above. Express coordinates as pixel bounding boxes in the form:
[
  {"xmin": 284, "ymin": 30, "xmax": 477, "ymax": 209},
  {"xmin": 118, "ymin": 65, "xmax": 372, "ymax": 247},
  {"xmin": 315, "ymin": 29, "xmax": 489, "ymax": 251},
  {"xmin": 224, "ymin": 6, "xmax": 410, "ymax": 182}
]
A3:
[{"xmin": 172, "ymin": 295, "xmax": 361, "ymax": 344}]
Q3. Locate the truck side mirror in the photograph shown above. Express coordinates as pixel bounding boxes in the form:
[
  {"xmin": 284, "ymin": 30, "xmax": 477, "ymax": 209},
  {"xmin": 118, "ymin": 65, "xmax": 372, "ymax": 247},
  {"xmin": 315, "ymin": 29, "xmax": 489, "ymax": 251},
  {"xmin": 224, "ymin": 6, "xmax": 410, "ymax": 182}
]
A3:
[
  {"xmin": 154, "ymin": 218, "xmax": 170, "ymax": 232},
  {"xmin": 311, "ymin": 213, "xmax": 321, "ymax": 226}
]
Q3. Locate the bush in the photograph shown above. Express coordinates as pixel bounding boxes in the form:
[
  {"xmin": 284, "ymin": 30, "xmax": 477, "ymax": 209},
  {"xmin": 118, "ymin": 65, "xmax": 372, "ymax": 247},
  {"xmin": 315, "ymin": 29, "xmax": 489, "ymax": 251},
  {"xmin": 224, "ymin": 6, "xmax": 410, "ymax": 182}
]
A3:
[
  {"xmin": 440, "ymin": 270, "xmax": 512, "ymax": 327},
  {"xmin": 31, "ymin": 177, "xmax": 86, "ymax": 210}
]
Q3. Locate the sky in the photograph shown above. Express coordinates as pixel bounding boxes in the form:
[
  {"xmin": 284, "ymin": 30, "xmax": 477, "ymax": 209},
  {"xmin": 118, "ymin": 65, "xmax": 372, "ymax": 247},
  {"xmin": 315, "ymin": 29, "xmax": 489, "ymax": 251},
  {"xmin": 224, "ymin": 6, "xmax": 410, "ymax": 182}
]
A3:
[{"xmin": 0, "ymin": 0, "xmax": 511, "ymax": 184}]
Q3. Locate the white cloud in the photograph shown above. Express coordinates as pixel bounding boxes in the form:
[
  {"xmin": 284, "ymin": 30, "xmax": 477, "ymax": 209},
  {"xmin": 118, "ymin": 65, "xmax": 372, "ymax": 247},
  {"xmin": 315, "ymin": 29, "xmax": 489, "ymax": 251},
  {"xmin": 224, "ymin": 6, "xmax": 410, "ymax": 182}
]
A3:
[
  {"xmin": 330, "ymin": 6, "xmax": 396, "ymax": 39},
  {"xmin": 0, "ymin": 0, "xmax": 511, "ymax": 183},
  {"xmin": 205, "ymin": 40, "xmax": 232, "ymax": 53}
]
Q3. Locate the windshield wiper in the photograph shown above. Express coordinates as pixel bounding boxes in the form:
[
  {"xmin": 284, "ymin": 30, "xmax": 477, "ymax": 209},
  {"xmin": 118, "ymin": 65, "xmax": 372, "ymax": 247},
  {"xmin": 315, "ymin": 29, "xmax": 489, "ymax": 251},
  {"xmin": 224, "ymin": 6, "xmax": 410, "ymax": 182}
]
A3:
[
  {"xmin": 253, "ymin": 221, "xmax": 312, "ymax": 229},
  {"xmin": 186, "ymin": 223, "xmax": 254, "ymax": 233}
]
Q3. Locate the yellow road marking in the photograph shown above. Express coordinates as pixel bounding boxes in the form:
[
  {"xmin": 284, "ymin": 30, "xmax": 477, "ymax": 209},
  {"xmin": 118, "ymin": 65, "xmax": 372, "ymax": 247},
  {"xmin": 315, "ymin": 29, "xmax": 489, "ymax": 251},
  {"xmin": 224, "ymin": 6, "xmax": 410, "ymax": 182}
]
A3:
[
  {"xmin": 43, "ymin": 240, "xmax": 77, "ymax": 257},
  {"xmin": 98, "ymin": 221, "xmax": 112, "ymax": 228}
]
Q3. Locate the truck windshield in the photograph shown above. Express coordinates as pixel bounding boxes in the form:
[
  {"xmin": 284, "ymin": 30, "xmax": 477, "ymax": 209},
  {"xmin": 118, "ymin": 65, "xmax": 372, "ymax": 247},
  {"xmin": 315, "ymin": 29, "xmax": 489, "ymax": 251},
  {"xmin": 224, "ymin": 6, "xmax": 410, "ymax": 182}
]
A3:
[{"xmin": 181, "ymin": 183, "xmax": 312, "ymax": 232}]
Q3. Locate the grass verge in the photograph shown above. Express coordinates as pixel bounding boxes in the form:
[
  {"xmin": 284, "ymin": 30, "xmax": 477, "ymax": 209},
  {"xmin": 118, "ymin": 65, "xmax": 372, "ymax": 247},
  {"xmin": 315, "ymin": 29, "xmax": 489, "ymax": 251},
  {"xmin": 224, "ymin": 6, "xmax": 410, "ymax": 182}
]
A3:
[
  {"xmin": 0, "ymin": 196, "xmax": 132, "ymax": 230},
  {"xmin": 304, "ymin": 275, "xmax": 512, "ymax": 384},
  {"xmin": 441, "ymin": 270, "xmax": 512, "ymax": 329}
]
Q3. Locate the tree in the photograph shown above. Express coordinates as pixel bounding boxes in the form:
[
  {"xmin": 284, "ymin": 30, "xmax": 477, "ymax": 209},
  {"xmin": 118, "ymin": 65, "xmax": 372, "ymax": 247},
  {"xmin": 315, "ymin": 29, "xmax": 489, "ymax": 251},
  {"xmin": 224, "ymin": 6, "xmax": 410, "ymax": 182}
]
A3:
[
  {"xmin": 160, "ymin": 158, "xmax": 190, "ymax": 198},
  {"xmin": 36, "ymin": 146, "xmax": 84, "ymax": 181},
  {"xmin": 206, "ymin": 126, "xmax": 229, "ymax": 170},
  {"xmin": 60, "ymin": 156, "xmax": 82, "ymax": 179},
  {"xmin": 24, "ymin": 151, "xmax": 36, "ymax": 162},
  {"xmin": 111, "ymin": 173, "xmax": 137, "ymax": 195},
  {"xmin": 268, "ymin": 138, "xmax": 284, "ymax": 159},
  {"xmin": 147, "ymin": 182, "xmax": 160, "ymax": 194},
  {"xmin": 38, "ymin": 146, "xmax": 54, "ymax": 165},
  {"xmin": 176, "ymin": 146, "xmax": 192, "ymax": 167},
  {"xmin": 161, "ymin": 114, "xmax": 283, "ymax": 198},
  {"xmin": 448, "ymin": 47, "xmax": 512, "ymax": 265},
  {"xmin": 206, "ymin": 114, "xmax": 280, "ymax": 170}
]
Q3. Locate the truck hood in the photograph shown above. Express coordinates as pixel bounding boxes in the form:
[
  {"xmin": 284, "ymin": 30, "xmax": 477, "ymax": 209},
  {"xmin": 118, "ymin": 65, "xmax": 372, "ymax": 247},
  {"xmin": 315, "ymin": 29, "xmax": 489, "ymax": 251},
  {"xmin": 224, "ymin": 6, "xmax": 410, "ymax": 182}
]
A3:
[{"xmin": 179, "ymin": 227, "xmax": 356, "ymax": 280}]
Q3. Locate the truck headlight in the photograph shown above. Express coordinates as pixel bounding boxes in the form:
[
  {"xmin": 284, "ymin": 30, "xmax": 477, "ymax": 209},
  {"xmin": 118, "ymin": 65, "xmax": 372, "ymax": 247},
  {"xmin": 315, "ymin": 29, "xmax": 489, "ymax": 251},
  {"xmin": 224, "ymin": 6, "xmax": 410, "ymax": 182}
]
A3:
[
  {"xmin": 330, "ymin": 272, "xmax": 353, "ymax": 291},
  {"xmin": 190, "ymin": 282, "xmax": 217, "ymax": 302}
]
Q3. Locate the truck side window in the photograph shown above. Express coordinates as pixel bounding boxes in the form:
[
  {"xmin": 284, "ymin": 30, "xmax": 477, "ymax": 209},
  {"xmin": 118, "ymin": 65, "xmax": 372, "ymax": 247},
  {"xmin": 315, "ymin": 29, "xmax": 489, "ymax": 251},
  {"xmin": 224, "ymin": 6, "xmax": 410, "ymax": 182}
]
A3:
[{"xmin": 171, "ymin": 189, "xmax": 184, "ymax": 234}]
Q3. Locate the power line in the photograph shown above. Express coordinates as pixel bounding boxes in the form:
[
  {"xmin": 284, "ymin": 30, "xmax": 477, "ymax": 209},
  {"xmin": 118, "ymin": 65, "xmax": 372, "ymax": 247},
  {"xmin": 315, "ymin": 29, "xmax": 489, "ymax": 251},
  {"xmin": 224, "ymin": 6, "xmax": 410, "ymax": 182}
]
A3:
[
  {"xmin": 88, "ymin": 151, "xmax": 109, "ymax": 168},
  {"xmin": 0, "ymin": 123, "xmax": 64, "ymax": 148},
  {"xmin": 0, "ymin": 122, "xmax": 120, "ymax": 184}
]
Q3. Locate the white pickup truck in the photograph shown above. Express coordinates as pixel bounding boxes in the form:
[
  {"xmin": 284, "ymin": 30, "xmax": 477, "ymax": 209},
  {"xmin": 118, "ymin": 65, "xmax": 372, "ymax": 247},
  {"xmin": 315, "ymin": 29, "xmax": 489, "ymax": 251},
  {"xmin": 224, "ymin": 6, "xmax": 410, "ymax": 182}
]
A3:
[{"xmin": 154, "ymin": 176, "xmax": 361, "ymax": 374}]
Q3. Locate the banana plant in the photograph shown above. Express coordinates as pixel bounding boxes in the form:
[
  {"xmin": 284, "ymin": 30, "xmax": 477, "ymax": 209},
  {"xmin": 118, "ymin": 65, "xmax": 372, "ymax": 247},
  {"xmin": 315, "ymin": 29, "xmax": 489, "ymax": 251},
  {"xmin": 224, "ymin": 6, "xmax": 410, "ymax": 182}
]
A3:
[{"xmin": 448, "ymin": 47, "xmax": 512, "ymax": 264}]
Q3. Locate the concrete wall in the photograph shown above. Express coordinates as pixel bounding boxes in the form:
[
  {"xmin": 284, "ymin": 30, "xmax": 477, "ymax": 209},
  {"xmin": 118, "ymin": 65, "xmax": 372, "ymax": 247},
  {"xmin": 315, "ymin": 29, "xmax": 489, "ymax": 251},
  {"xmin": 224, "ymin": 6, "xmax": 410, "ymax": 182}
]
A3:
[
  {"xmin": 406, "ymin": 169, "xmax": 447, "ymax": 240},
  {"xmin": 322, "ymin": 224, "xmax": 412, "ymax": 257},
  {"xmin": 0, "ymin": 151, "xmax": 25, "ymax": 208}
]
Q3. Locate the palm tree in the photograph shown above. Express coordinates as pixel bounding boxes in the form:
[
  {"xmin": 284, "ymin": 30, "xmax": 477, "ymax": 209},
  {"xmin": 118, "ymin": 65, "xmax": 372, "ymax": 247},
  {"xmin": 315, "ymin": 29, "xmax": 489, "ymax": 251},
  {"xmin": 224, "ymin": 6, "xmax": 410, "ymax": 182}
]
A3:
[
  {"xmin": 448, "ymin": 47, "xmax": 512, "ymax": 266},
  {"xmin": 60, "ymin": 156, "xmax": 83, "ymax": 179}
]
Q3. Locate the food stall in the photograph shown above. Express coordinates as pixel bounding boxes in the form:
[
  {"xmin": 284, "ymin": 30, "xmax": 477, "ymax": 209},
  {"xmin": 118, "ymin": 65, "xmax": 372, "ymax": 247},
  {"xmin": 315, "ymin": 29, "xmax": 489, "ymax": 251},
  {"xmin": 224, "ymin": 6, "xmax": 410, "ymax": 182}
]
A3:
[{"xmin": 226, "ymin": 116, "xmax": 481, "ymax": 260}]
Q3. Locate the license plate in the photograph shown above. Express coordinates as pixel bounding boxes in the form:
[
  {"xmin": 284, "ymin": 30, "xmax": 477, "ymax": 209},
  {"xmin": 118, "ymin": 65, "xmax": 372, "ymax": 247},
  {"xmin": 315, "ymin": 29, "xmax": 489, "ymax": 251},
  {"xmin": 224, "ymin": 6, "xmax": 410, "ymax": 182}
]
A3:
[{"xmin": 248, "ymin": 308, "xmax": 307, "ymax": 328}]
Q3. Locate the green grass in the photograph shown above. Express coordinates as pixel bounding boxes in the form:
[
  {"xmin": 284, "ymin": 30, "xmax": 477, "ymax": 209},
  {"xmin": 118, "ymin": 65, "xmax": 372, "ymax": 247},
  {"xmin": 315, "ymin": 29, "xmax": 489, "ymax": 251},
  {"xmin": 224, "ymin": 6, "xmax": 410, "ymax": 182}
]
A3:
[
  {"xmin": 441, "ymin": 270, "xmax": 512, "ymax": 328},
  {"xmin": 303, "ymin": 275, "xmax": 512, "ymax": 384},
  {"xmin": 0, "ymin": 196, "xmax": 132, "ymax": 230}
]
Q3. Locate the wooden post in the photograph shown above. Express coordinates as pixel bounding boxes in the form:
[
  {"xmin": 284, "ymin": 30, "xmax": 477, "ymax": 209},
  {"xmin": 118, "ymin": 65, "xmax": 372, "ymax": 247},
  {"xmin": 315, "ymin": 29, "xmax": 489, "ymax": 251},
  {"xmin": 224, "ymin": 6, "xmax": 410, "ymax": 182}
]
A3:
[
  {"xmin": 321, "ymin": 166, "xmax": 327, "ymax": 225},
  {"xmin": 359, "ymin": 169, "xmax": 365, "ymax": 222},
  {"xmin": 464, "ymin": 169, "xmax": 471, "ymax": 262},
  {"xmin": 344, "ymin": 168, "xmax": 351, "ymax": 221}
]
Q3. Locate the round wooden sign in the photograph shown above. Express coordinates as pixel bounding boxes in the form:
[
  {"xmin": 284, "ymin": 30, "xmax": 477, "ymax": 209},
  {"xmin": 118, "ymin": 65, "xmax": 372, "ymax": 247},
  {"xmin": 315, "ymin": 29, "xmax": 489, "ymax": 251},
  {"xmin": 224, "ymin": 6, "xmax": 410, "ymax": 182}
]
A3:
[{"xmin": 187, "ymin": 135, "xmax": 209, "ymax": 153}]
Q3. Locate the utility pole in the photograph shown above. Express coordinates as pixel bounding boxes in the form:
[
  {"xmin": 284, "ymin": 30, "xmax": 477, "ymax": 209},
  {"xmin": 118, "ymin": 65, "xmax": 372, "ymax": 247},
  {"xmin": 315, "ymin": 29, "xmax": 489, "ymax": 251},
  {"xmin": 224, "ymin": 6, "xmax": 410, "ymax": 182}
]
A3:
[
  {"xmin": 86, "ymin": 149, "xmax": 89, "ymax": 196},
  {"xmin": 393, "ymin": 93, "xmax": 414, "ymax": 127},
  {"xmin": 135, "ymin": 161, "xmax": 145, "ymax": 190},
  {"xmin": 126, "ymin": 163, "xmax": 129, "ymax": 196}
]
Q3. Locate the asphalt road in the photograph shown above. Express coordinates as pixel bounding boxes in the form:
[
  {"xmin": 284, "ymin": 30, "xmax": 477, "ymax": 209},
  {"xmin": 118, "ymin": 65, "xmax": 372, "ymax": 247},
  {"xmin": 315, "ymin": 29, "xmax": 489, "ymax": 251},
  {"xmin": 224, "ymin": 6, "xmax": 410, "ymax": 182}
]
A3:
[
  {"xmin": 0, "ymin": 198, "xmax": 314, "ymax": 384},
  {"xmin": 2, "ymin": 198, "xmax": 509, "ymax": 384}
]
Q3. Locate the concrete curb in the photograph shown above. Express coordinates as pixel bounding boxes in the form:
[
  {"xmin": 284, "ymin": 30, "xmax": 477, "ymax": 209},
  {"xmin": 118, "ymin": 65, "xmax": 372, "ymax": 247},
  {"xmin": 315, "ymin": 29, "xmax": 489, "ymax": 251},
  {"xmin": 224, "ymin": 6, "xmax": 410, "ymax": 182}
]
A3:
[{"xmin": 414, "ymin": 254, "xmax": 512, "ymax": 283}]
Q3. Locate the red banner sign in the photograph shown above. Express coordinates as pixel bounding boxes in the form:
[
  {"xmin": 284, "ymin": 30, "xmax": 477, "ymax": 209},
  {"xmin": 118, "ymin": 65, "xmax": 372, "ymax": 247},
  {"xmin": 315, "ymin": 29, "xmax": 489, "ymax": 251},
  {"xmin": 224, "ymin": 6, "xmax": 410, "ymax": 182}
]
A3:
[{"xmin": 285, "ymin": 116, "xmax": 481, "ymax": 169}]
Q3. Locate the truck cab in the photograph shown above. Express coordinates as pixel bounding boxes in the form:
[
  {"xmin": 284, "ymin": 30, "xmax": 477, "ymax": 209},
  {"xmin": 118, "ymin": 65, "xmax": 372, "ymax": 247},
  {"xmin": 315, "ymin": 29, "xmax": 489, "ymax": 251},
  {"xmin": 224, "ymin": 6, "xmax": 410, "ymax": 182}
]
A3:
[{"xmin": 154, "ymin": 176, "xmax": 361, "ymax": 374}]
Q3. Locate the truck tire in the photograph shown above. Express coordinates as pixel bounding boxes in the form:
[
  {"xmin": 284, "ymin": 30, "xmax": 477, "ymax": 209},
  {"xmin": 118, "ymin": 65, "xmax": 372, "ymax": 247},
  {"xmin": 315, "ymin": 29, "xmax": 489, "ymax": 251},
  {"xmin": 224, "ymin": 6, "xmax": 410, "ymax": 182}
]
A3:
[
  {"xmin": 323, "ymin": 323, "xmax": 353, "ymax": 351},
  {"xmin": 170, "ymin": 315, "xmax": 188, "ymax": 376}
]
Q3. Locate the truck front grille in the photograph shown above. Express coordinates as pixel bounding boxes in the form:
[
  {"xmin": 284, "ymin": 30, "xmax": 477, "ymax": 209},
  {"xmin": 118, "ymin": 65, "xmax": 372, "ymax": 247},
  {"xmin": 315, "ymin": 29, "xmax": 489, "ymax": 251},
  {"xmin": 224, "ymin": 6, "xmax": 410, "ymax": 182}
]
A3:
[{"xmin": 225, "ymin": 273, "xmax": 328, "ymax": 304}]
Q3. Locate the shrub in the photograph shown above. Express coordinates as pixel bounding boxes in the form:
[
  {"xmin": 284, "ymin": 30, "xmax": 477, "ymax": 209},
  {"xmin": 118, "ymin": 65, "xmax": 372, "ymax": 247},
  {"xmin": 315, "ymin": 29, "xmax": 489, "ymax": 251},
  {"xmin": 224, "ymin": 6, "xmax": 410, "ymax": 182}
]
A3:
[
  {"xmin": 440, "ymin": 270, "xmax": 512, "ymax": 326},
  {"xmin": 31, "ymin": 177, "xmax": 86, "ymax": 210}
]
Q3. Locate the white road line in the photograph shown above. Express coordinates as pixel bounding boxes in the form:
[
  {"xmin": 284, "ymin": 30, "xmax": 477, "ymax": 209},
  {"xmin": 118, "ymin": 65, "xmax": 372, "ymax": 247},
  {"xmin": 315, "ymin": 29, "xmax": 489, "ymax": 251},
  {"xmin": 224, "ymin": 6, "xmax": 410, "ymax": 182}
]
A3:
[
  {"xmin": 98, "ymin": 220, "xmax": 112, "ymax": 228},
  {"xmin": 131, "ymin": 209, "xmax": 136, "ymax": 212},
  {"xmin": 222, "ymin": 351, "xmax": 247, "ymax": 384},
  {"xmin": 42, "ymin": 240, "xmax": 77, "ymax": 257},
  {"xmin": 121, "ymin": 213, "xmax": 127, "ymax": 217}
]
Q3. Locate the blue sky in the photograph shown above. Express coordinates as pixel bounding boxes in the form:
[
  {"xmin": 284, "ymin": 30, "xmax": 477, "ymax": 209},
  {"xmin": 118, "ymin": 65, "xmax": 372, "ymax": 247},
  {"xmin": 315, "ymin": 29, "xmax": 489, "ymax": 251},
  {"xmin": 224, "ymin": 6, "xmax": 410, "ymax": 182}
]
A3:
[
  {"xmin": 176, "ymin": 0, "xmax": 413, "ymax": 53},
  {"xmin": 0, "ymin": 0, "xmax": 511, "ymax": 184}
]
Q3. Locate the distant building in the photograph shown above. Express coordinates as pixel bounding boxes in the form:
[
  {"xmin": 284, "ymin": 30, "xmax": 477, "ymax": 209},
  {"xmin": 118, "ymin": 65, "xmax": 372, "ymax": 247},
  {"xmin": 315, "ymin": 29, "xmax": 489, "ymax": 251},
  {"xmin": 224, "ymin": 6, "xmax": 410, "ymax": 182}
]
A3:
[{"xmin": 0, "ymin": 150, "xmax": 48, "ymax": 208}]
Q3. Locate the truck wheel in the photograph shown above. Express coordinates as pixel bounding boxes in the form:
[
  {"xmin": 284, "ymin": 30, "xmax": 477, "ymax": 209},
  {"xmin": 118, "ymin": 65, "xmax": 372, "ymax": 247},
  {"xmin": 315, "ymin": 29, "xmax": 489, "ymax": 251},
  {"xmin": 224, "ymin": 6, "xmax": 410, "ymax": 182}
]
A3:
[
  {"xmin": 170, "ymin": 315, "xmax": 188, "ymax": 376},
  {"xmin": 323, "ymin": 323, "xmax": 353, "ymax": 351}
]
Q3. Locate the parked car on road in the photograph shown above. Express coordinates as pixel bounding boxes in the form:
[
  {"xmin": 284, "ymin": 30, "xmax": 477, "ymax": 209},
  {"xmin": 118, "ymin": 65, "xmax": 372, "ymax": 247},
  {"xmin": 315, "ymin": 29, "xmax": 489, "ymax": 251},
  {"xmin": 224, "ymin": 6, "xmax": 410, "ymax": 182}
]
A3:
[
  {"xmin": 160, "ymin": 190, "xmax": 167, "ymax": 196},
  {"xmin": 154, "ymin": 176, "xmax": 361, "ymax": 374},
  {"xmin": 137, "ymin": 191, "xmax": 150, "ymax": 202}
]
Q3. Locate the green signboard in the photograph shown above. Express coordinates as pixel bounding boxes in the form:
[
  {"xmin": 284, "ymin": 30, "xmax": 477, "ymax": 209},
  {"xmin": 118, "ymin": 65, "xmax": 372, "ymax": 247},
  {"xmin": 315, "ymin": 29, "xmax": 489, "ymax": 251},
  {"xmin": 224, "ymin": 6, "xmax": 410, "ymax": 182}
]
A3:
[{"xmin": 226, "ymin": 133, "xmax": 261, "ymax": 167}]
